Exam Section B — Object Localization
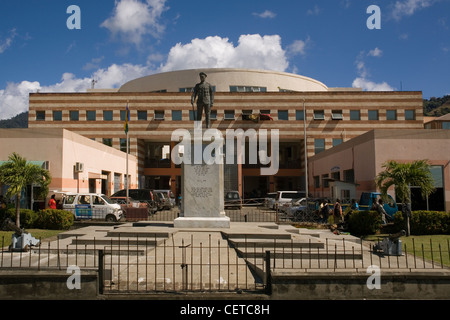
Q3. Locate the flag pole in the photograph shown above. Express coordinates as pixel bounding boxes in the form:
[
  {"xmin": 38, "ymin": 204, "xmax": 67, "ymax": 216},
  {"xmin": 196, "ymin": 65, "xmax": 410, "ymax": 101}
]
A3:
[{"xmin": 126, "ymin": 101, "xmax": 129, "ymax": 207}]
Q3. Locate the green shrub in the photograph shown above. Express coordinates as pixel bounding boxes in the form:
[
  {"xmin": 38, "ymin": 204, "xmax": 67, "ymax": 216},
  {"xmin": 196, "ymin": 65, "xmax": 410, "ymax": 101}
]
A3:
[
  {"xmin": 410, "ymin": 211, "xmax": 450, "ymax": 235},
  {"xmin": 393, "ymin": 210, "xmax": 450, "ymax": 235},
  {"xmin": 35, "ymin": 209, "xmax": 74, "ymax": 230},
  {"xmin": 0, "ymin": 208, "xmax": 38, "ymax": 229},
  {"xmin": 347, "ymin": 210, "xmax": 382, "ymax": 236}
]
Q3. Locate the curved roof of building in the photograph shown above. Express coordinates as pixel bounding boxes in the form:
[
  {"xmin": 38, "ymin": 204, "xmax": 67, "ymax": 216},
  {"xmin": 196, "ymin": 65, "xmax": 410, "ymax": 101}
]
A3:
[{"xmin": 118, "ymin": 68, "xmax": 330, "ymax": 93}]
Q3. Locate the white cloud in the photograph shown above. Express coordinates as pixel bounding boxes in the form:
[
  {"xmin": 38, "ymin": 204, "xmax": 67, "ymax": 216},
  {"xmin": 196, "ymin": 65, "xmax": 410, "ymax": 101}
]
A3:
[
  {"xmin": 159, "ymin": 34, "xmax": 289, "ymax": 72},
  {"xmin": 0, "ymin": 29, "xmax": 17, "ymax": 54},
  {"xmin": 352, "ymin": 78, "xmax": 395, "ymax": 91},
  {"xmin": 307, "ymin": 5, "xmax": 321, "ymax": 15},
  {"xmin": 391, "ymin": 0, "xmax": 436, "ymax": 20},
  {"xmin": 101, "ymin": 0, "xmax": 168, "ymax": 45},
  {"xmin": 287, "ymin": 37, "xmax": 311, "ymax": 56},
  {"xmin": 252, "ymin": 10, "xmax": 277, "ymax": 19},
  {"xmin": 368, "ymin": 47, "xmax": 383, "ymax": 57},
  {"xmin": 0, "ymin": 64, "xmax": 151, "ymax": 120},
  {"xmin": 352, "ymin": 48, "xmax": 394, "ymax": 91}
]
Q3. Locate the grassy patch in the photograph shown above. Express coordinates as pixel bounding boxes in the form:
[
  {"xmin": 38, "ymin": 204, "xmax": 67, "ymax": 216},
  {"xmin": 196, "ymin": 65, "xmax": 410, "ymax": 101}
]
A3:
[
  {"xmin": 0, "ymin": 229, "xmax": 64, "ymax": 248},
  {"xmin": 364, "ymin": 234, "xmax": 450, "ymax": 267}
]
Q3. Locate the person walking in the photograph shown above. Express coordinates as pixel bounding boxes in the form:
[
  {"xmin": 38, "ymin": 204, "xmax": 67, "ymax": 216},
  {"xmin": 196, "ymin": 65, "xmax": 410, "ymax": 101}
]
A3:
[
  {"xmin": 333, "ymin": 199, "xmax": 343, "ymax": 224},
  {"xmin": 48, "ymin": 194, "xmax": 57, "ymax": 209}
]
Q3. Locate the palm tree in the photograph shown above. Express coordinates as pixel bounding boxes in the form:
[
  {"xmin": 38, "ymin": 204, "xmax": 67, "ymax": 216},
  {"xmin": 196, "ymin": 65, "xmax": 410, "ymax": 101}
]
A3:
[
  {"xmin": 375, "ymin": 160, "xmax": 435, "ymax": 236},
  {"xmin": 0, "ymin": 152, "xmax": 51, "ymax": 228}
]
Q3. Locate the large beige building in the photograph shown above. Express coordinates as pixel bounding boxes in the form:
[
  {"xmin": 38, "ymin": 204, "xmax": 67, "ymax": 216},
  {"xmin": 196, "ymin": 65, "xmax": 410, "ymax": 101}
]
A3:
[{"xmin": 27, "ymin": 68, "xmax": 424, "ymax": 199}]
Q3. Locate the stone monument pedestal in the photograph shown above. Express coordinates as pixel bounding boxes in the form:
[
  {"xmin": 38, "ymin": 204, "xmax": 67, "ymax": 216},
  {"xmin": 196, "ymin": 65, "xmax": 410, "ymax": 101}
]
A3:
[{"xmin": 173, "ymin": 130, "xmax": 230, "ymax": 228}]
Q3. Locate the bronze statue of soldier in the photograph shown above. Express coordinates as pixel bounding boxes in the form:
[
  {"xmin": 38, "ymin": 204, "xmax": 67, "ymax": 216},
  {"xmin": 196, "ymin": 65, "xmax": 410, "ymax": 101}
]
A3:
[{"xmin": 191, "ymin": 72, "xmax": 214, "ymax": 128}]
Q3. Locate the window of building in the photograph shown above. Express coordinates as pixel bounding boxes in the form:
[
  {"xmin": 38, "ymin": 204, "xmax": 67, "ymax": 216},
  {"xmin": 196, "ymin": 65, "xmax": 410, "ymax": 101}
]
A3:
[
  {"xmin": 210, "ymin": 110, "xmax": 217, "ymax": 120},
  {"xmin": 36, "ymin": 111, "xmax": 45, "ymax": 121},
  {"xmin": 332, "ymin": 138, "xmax": 343, "ymax": 147},
  {"xmin": 179, "ymin": 87, "xmax": 194, "ymax": 93},
  {"xmin": 137, "ymin": 111, "xmax": 147, "ymax": 121},
  {"xmin": 145, "ymin": 142, "xmax": 171, "ymax": 168},
  {"xmin": 442, "ymin": 122, "xmax": 450, "ymax": 129},
  {"xmin": 331, "ymin": 110, "xmax": 343, "ymax": 120},
  {"xmin": 230, "ymin": 86, "xmax": 266, "ymax": 92},
  {"xmin": 344, "ymin": 169, "xmax": 355, "ymax": 183},
  {"xmin": 154, "ymin": 111, "xmax": 165, "ymax": 120},
  {"xmin": 103, "ymin": 110, "xmax": 113, "ymax": 121},
  {"xmin": 322, "ymin": 174, "xmax": 329, "ymax": 188},
  {"xmin": 295, "ymin": 110, "xmax": 305, "ymax": 120},
  {"xmin": 86, "ymin": 110, "xmax": 96, "ymax": 121},
  {"xmin": 53, "ymin": 111, "xmax": 62, "ymax": 121},
  {"xmin": 350, "ymin": 110, "xmax": 360, "ymax": 120},
  {"xmin": 103, "ymin": 138, "xmax": 112, "ymax": 147},
  {"xmin": 120, "ymin": 138, "xmax": 130, "ymax": 153},
  {"xmin": 314, "ymin": 176, "xmax": 320, "ymax": 188},
  {"xmin": 181, "ymin": 86, "xmax": 216, "ymax": 92},
  {"xmin": 386, "ymin": 110, "xmax": 397, "ymax": 120},
  {"xmin": 313, "ymin": 110, "xmax": 325, "ymax": 120},
  {"xmin": 405, "ymin": 110, "xmax": 416, "ymax": 120},
  {"xmin": 278, "ymin": 110, "xmax": 289, "ymax": 120},
  {"xmin": 69, "ymin": 111, "xmax": 79, "ymax": 121},
  {"xmin": 172, "ymin": 110, "xmax": 182, "ymax": 121},
  {"xmin": 242, "ymin": 110, "xmax": 253, "ymax": 121},
  {"xmin": 314, "ymin": 138, "xmax": 325, "ymax": 154},
  {"xmin": 224, "ymin": 110, "xmax": 235, "ymax": 120},
  {"xmin": 331, "ymin": 171, "xmax": 340, "ymax": 181},
  {"xmin": 189, "ymin": 110, "xmax": 196, "ymax": 121},
  {"xmin": 120, "ymin": 110, "xmax": 126, "ymax": 121},
  {"xmin": 368, "ymin": 110, "xmax": 379, "ymax": 120}
]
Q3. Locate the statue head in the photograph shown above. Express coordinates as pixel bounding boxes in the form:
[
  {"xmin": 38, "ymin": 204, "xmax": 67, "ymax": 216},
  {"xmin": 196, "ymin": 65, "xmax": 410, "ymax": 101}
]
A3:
[{"xmin": 199, "ymin": 72, "xmax": 207, "ymax": 82}]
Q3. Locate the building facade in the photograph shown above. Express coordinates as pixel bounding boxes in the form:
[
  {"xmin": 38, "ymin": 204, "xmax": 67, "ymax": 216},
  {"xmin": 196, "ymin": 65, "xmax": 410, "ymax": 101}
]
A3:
[
  {"xmin": 28, "ymin": 68, "xmax": 424, "ymax": 199},
  {"xmin": 307, "ymin": 129, "xmax": 450, "ymax": 212},
  {"xmin": 0, "ymin": 128, "xmax": 137, "ymax": 209}
]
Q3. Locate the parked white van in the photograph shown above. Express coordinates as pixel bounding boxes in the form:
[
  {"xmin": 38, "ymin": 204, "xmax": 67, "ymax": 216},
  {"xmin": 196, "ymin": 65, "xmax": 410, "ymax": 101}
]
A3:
[{"xmin": 62, "ymin": 193, "xmax": 123, "ymax": 222}]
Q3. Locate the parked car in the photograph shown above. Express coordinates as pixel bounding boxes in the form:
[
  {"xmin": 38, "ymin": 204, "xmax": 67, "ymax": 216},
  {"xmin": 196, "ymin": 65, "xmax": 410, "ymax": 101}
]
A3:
[
  {"xmin": 280, "ymin": 198, "xmax": 307, "ymax": 216},
  {"xmin": 264, "ymin": 192, "xmax": 277, "ymax": 209},
  {"xmin": 275, "ymin": 191, "xmax": 306, "ymax": 209},
  {"xmin": 62, "ymin": 193, "xmax": 123, "ymax": 222},
  {"xmin": 224, "ymin": 191, "xmax": 242, "ymax": 209},
  {"xmin": 153, "ymin": 189, "xmax": 176, "ymax": 209},
  {"xmin": 110, "ymin": 189, "xmax": 158, "ymax": 214},
  {"xmin": 152, "ymin": 190, "xmax": 172, "ymax": 210}
]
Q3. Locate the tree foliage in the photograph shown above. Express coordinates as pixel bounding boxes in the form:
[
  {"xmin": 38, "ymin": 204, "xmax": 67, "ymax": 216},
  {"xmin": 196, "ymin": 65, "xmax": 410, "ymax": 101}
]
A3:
[
  {"xmin": 0, "ymin": 152, "xmax": 51, "ymax": 228},
  {"xmin": 375, "ymin": 160, "xmax": 435, "ymax": 205}
]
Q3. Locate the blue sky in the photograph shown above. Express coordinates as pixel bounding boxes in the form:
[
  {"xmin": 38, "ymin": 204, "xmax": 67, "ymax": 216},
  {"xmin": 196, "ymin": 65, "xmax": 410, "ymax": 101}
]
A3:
[{"xmin": 0, "ymin": 0, "xmax": 449, "ymax": 119}]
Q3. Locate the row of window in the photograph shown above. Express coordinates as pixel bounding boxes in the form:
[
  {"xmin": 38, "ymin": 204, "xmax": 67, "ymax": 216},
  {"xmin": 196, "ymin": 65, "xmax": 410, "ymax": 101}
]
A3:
[
  {"xmin": 35, "ymin": 109, "xmax": 417, "ymax": 122},
  {"xmin": 314, "ymin": 138, "xmax": 343, "ymax": 154}
]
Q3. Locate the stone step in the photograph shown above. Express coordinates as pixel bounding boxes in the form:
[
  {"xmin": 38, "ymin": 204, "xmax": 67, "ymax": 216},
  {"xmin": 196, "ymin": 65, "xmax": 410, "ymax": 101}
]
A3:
[
  {"xmin": 228, "ymin": 238, "xmax": 325, "ymax": 249},
  {"xmin": 223, "ymin": 232, "xmax": 293, "ymax": 240},
  {"xmin": 106, "ymin": 229, "xmax": 172, "ymax": 239},
  {"xmin": 235, "ymin": 248, "xmax": 363, "ymax": 260},
  {"xmin": 31, "ymin": 245, "xmax": 147, "ymax": 256},
  {"xmin": 71, "ymin": 236, "xmax": 166, "ymax": 247}
]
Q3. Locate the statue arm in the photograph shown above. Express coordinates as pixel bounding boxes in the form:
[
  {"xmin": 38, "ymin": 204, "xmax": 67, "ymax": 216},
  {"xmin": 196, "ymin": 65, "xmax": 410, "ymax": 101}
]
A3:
[{"xmin": 191, "ymin": 85, "xmax": 198, "ymax": 104}]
